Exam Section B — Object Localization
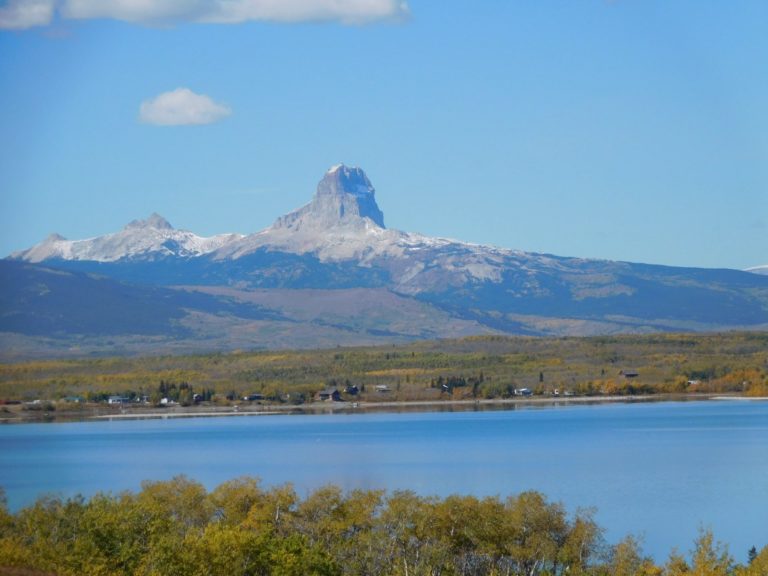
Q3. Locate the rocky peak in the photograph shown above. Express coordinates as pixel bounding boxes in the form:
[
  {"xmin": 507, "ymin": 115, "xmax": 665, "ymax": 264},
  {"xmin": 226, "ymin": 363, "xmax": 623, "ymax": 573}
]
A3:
[
  {"xmin": 318, "ymin": 164, "xmax": 374, "ymax": 197},
  {"xmin": 274, "ymin": 165, "xmax": 386, "ymax": 230},
  {"xmin": 124, "ymin": 213, "xmax": 174, "ymax": 231}
]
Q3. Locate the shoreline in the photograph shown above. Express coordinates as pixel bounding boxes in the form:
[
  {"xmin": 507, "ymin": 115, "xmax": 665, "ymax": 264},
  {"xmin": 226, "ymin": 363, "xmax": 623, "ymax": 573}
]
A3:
[{"xmin": 0, "ymin": 393, "xmax": 748, "ymax": 424}]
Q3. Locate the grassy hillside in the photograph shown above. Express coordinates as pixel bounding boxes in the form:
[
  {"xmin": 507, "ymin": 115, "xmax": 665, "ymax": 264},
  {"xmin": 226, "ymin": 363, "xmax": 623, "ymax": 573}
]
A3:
[{"xmin": 1, "ymin": 332, "xmax": 767, "ymax": 404}]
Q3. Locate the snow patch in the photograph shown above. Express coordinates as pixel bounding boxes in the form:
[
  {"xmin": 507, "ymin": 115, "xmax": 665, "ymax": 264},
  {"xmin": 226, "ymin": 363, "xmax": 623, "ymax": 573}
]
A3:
[{"xmin": 745, "ymin": 265, "xmax": 768, "ymax": 276}]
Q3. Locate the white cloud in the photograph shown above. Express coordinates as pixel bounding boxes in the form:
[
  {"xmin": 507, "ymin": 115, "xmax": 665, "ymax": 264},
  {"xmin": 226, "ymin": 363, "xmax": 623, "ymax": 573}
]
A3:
[
  {"xmin": 61, "ymin": 0, "xmax": 210, "ymax": 24},
  {"xmin": 0, "ymin": 0, "xmax": 54, "ymax": 29},
  {"xmin": 197, "ymin": 0, "xmax": 410, "ymax": 25},
  {"xmin": 0, "ymin": 0, "xmax": 408, "ymax": 28},
  {"xmin": 139, "ymin": 88, "xmax": 231, "ymax": 126}
]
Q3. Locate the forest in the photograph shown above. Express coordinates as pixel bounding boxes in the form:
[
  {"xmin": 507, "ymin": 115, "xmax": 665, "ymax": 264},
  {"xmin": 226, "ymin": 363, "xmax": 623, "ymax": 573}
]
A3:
[
  {"xmin": 1, "ymin": 332, "xmax": 767, "ymax": 408},
  {"xmin": 0, "ymin": 477, "xmax": 766, "ymax": 576}
]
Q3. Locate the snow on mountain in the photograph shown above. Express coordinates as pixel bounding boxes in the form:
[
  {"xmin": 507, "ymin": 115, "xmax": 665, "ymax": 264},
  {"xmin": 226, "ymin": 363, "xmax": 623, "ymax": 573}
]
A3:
[
  {"xmin": 11, "ymin": 213, "xmax": 243, "ymax": 263},
  {"xmin": 9, "ymin": 165, "xmax": 551, "ymax": 291},
  {"xmin": 212, "ymin": 164, "xmax": 522, "ymax": 289},
  {"xmin": 746, "ymin": 265, "xmax": 768, "ymax": 276},
  {"xmin": 7, "ymin": 166, "xmax": 768, "ymax": 344}
]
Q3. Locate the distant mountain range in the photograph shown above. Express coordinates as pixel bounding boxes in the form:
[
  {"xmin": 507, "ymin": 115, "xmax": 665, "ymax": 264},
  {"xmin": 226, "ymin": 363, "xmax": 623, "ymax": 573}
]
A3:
[{"xmin": 3, "ymin": 165, "xmax": 768, "ymax": 359}]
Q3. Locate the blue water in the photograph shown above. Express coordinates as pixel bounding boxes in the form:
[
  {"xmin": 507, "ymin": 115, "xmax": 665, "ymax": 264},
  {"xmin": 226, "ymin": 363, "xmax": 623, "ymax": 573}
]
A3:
[{"xmin": 1, "ymin": 400, "xmax": 767, "ymax": 561}]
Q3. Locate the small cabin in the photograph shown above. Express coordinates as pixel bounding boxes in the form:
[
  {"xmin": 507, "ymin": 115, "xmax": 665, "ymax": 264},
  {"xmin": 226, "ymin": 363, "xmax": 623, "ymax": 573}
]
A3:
[{"xmin": 317, "ymin": 389, "xmax": 341, "ymax": 402}]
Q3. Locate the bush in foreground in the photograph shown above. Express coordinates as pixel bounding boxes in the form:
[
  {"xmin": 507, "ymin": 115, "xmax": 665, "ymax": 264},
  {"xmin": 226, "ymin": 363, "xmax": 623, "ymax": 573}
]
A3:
[{"xmin": 0, "ymin": 479, "xmax": 765, "ymax": 576}]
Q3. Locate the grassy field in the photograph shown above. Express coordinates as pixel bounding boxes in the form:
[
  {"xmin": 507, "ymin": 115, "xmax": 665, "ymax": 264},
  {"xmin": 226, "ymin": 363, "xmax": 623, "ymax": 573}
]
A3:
[{"xmin": 1, "ymin": 332, "xmax": 767, "ymax": 405}]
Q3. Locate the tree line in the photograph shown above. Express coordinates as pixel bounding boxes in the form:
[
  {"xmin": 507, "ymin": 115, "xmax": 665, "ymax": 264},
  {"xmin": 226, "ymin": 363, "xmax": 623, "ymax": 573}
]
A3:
[
  {"xmin": 2, "ymin": 332, "xmax": 767, "ymax": 405},
  {"xmin": 0, "ymin": 477, "xmax": 766, "ymax": 576}
]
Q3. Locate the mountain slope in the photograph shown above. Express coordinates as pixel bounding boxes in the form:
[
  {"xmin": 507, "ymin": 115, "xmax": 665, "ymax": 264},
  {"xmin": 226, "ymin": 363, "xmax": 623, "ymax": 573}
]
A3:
[
  {"xmin": 0, "ymin": 260, "xmax": 493, "ymax": 359},
  {"xmin": 0, "ymin": 260, "xmax": 195, "ymax": 336},
  {"xmin": 0, "ymin": 260, "xmax": 279, "ymax": 337}
]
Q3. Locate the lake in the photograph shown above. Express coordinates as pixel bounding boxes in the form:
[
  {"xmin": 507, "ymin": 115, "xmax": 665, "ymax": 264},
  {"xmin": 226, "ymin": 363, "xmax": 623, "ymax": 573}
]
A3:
[{"xmin": 1, "ymin": 399, "xmax": 767, "ymax": 561}]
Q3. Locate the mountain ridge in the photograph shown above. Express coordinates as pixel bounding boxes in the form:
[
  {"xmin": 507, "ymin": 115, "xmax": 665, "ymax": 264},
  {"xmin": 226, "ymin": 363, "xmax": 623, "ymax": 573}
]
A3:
[
  {"xmin": 14, "ymin": 164, "xmax": 759, "ymax": 280},
  {"xmin": 11, "ymin": 212, "xmax": 243, "ymax": 264},
  {"xmin": 11, "ymin": 164, "xmax": 523, "ymax": 290},
  {"xmin": 4, "ymin": 165, "xmax": 768, "ymax": 356}
]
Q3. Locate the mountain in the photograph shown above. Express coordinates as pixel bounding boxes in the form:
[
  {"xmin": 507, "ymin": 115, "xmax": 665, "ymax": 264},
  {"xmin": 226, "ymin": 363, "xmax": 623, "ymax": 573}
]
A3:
[
  {"xmin": 212, "ymin": 164, "xmax": 512, "ymax": 294},
  {"xmin": 5, "ymin": 165, "xmax": 768, "ymax": 357},
  {"xmin": 11, "ymin": 213, "xmax": 243, "ymax": 263}
]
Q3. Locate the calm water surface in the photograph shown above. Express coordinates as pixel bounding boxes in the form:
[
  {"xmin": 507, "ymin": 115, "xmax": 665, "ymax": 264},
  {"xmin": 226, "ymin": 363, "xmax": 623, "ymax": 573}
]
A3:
[{"xmin": 1, "ymin": 400, "xmax": 767, "ymax": 560}]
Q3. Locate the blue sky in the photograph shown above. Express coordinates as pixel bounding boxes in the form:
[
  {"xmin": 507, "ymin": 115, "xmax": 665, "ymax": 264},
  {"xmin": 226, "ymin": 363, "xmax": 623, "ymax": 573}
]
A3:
[{"xmin": 1, "ymin": 1, "xmax": 766, "ymax": 269}]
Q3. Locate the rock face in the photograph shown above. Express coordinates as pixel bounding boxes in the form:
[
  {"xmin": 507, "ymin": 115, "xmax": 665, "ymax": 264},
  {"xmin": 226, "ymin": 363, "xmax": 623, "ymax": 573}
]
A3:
[
  {"xmin": 125, "ymin": 213, "xmax": 174, "ymax": 231},
  {"xmin": 247, "ymin": 164, "xmax": 388, "ymax": 257},
  {"xmin": 278, "ymin": 164, "xmax": 385, "ymax": 229}
]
